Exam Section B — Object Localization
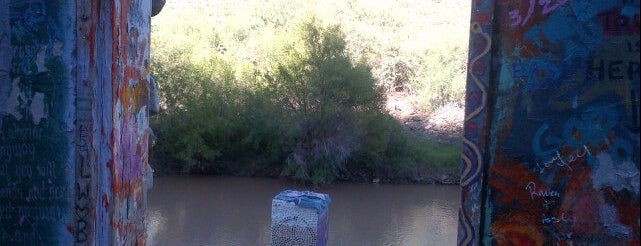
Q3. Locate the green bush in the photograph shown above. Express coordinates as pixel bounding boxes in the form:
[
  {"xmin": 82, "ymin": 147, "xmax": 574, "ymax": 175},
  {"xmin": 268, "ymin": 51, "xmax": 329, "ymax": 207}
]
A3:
[
  {"xmin": 151, "ymin": 49, "xmax": 288, "ymax": 174},
  {"xmin": 270, "ymin": 19, "xmax": 386, "ymax": 184},
  {"xmin": 150, "ymin": 49, "xmax": 234, "ymax": 172}
]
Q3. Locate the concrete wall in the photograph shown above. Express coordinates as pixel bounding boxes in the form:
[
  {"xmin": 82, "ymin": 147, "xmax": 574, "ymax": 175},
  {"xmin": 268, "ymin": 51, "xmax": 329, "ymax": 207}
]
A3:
[
  {"xmin": 459, "ymin": 0, "xmax": 640, "ymax": 245},
  {"xmin": 1, "ymin": 1, "xmax": 152, "ymax": 245}
]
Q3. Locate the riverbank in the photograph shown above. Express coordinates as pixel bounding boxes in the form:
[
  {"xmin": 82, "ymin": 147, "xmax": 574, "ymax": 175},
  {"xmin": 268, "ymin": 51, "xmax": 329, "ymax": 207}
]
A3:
[
  {"xmin": 150, "ymin": 92, "xmax": 464, "ymax": 185},
  {"xmin": 150, "ymin": 150, "xmax": 461, "ymax": 185},
  {"xmin": 150, "ymin": 96, "xmax": 463, "ymax": 185}
]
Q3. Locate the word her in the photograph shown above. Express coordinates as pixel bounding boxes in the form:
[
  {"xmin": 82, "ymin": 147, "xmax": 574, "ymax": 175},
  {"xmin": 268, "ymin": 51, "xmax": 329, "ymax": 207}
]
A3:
[
  {"xmin": 514, "ymin": 58, "xmax": 639, "ymax": 92},
  {"xmin": 587, "ymin": 59, "xmax": 640, "ymax": 82}
]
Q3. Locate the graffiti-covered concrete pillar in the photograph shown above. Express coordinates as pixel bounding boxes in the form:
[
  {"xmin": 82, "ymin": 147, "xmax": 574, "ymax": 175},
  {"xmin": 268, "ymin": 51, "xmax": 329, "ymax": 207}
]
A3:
[
  {"xmin": 1, "ymin": 1, "xmax": 153, "ymax": 245},
  {"xmin": 459, "ymin": 0, "xmax": 640, "ymax": 245}
]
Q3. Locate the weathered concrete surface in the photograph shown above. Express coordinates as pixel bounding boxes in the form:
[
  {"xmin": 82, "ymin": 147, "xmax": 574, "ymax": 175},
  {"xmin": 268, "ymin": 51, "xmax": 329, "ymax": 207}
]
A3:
[
  {"xmin": 1, "ymin": 1, "xmax": 152, "ymax": 245},
  {"xmin": 459, "ymin": 0, "xmax": 640, "ymax": 245}
]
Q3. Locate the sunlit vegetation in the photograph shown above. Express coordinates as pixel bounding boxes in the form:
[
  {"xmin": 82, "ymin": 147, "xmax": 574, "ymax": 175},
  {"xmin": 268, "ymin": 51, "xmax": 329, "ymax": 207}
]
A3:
[{"xmin": 150, "ymin": 0, "xmax": 469, "ymax": 184}]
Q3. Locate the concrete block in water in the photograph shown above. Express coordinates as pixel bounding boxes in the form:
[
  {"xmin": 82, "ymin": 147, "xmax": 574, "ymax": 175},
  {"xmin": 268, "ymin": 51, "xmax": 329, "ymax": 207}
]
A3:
[{"xmin": 270, "ymin": 190, "xmax": 331, "ymax": 246}]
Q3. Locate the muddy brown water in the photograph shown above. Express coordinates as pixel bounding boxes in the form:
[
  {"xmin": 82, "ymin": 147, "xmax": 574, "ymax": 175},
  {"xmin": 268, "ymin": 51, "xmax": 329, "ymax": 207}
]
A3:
[{"xmin": 146, "ymin": 176, "xmax": 460, "ymax": 246}]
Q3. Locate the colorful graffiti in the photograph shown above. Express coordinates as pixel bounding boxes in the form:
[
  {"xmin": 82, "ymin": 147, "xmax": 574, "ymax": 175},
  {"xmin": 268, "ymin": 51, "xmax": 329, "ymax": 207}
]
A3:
[
  {"xmin": 458, "ymin": 0, "xmax": 495, "ymax": 245},
  {"xmin": 460, "ymin": 0, "xmax": 640, "ymax": 245},
  {"xmin": 1, "ymin": 0, "xmax": 153, "ymax": 245},
  {"xmin": 1, "ymin": 1, "xmax": 75, "ymax": 244}
]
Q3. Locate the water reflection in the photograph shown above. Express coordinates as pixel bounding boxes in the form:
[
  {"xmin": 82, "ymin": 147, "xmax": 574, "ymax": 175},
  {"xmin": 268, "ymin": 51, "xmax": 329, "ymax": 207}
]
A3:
[{"xmin": 146, "ymin": 176, "xmax": 459, "ymax": 246}]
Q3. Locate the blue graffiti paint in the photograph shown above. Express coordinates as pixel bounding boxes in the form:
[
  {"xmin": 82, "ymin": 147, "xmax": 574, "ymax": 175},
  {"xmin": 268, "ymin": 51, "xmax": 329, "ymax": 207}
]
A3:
[
  {"xmin": 562, "ymin": 106, "xmax": 618, "ymax": 147},
  {"xmin": 533, "ymin": 123, "xmax": 564, "ymax": 158},
  {"xmin": 534, "ymin": 106, "xmax": 633, "ymax": 169},
  {"xmin": 533, "ymin": 106, "xmax": 633, "ymax": 166},
  {"xmin": 526, "ymin": 8, "xmax": 605, "ymax": 61},
  {"xmin": 621, "ymin": 5, "xmax": 640, "ymax": 18},
  {"xmin": 570, "ymin": 0, "xmax": 620, "ymax": 23},
  {"xmin": 513, "ymin": 58, "xmax": 595, "ymax": 94}
]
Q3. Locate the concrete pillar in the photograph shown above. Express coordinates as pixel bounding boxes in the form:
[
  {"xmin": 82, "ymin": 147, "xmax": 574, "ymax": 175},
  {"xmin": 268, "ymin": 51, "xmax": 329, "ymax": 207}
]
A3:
[
  {"xmin": 459, "ymin": 0, "xmax": 640, "ymax": 245},
  {"xmin": 1, "ymin": 1, "xmax": 153, "ymax": 245}
]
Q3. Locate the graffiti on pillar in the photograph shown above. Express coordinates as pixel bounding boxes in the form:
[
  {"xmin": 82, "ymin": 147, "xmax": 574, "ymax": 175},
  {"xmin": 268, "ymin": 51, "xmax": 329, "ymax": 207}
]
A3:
[
  {"xmin": 73, "ymin": 2, "xmax": 96, "ymax": 244},
  {"xmin": 2, "ymin": 0, "xmax": 153, "ymax": 245},
  {"xmin": 459, "ymin": 0, "xmax": 640, "ymax": 245},
  {"xmin": 458, "ymin": 0, "xmax": 494, "ymax": 245},
  {"xmin": 73, "ymin": 0, "xmax": 152, "ymax": 244},
  {"xmin": 105, "ymin": 0, "xmax": 153, "ymax": 244},
  {"xmin": 1, "ymin": 1, "xmax": 75, "ymax": 245}
]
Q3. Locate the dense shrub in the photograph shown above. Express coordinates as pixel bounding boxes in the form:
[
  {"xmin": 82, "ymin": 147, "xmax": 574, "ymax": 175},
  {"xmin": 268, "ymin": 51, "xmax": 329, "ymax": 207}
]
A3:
[{"xmin": 269, "ymin": 20, "xmax": 386, "ymax": 183}]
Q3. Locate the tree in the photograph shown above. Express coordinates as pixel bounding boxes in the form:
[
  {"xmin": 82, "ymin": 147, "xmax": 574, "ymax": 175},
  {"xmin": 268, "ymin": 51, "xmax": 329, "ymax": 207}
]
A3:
[{"xmin": 269, "ymin": 19, "xmax": 385, "ymax": 184}]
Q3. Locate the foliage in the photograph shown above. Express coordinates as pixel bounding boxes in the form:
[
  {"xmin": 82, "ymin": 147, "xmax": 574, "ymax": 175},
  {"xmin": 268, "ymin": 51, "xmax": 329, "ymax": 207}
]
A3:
[
  {"xmin": 149, "ymin": 1, "xmax": 467, "ymax": 183},
  {"xmin": 151, "ymin": 48, "xmax": 235, "ymax": 172},
  {"xmin": 270, "ymin": 19, "xmax": 386, "ymax": 183}
]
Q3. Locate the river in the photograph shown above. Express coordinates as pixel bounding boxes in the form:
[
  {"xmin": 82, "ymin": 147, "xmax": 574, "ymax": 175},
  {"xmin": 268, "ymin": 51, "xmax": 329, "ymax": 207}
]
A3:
[{"xmin": 146, "ymin": 176, "xmax": 460, "ymax": 246}]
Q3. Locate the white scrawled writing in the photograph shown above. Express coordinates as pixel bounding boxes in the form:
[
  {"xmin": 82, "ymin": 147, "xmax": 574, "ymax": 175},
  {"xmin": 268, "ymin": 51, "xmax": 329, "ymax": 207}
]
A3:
[
  {"xmin": 525, "ymin": 181, "xmax": 560, "ymax": 200},
  {"xmin": 536, "ymin": 145, "xmax": 591, "ymax": 174}
]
